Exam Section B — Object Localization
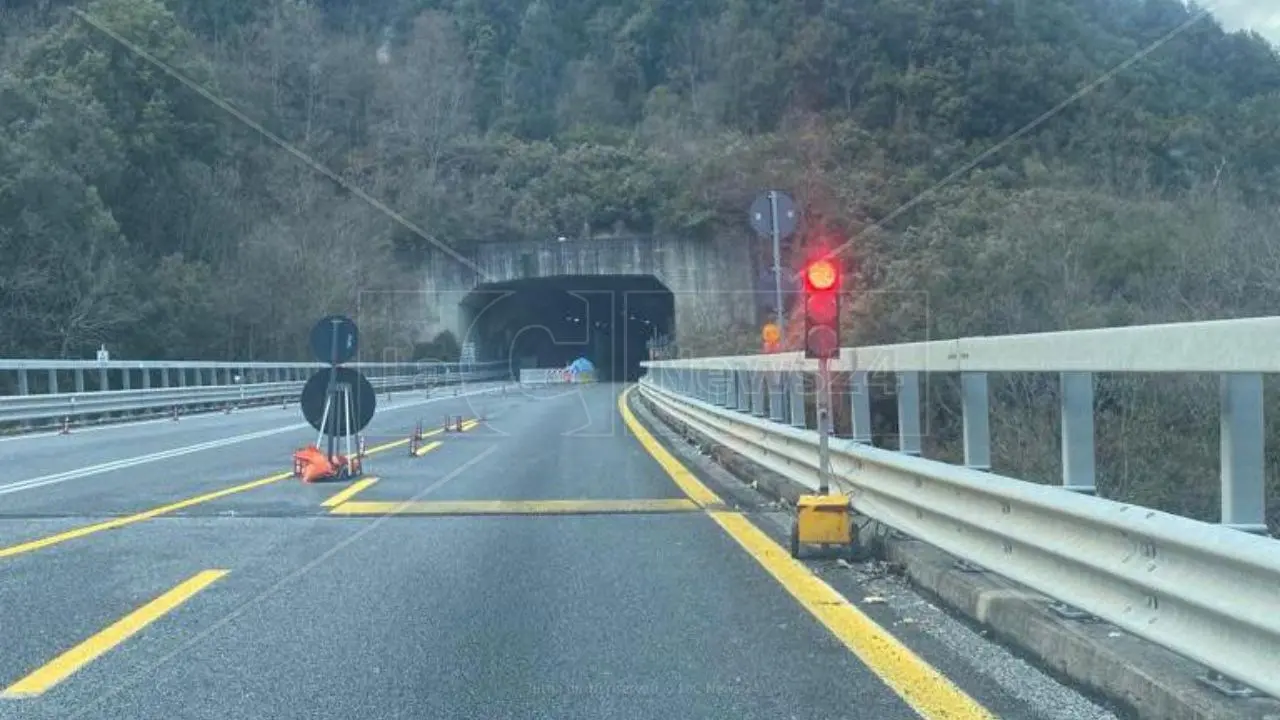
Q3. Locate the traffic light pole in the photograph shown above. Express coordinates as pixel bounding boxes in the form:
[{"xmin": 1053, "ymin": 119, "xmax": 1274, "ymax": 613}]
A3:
[
  {"xmin": 817, "ymin": 357, "xmax": 832, "ymax": 494},
  {"xmin": 769, "ymin": 190, "xmax": 784, "ymax": 335}
]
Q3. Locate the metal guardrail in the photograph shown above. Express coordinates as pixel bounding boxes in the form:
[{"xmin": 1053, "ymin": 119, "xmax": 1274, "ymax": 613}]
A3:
[
  {"xmin": 644, "ymin": 316, "xmax": 1280, "ymax": 534},
  {"xmin": 0, "ymin": 361, "xmax": 510, "ymax": 425},
  {"xmin": 638, "ymin": 377, "xmax": 1280, "ymax": 699},
  {"xmin": 639, "ymin": 316, "xmax": 1280, "ymax": 698}
]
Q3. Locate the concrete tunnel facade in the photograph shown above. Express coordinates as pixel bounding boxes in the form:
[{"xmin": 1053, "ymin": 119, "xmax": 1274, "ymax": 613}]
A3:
[{"xmin": 413, "ymin": 234, "xmax": 760, "ymax": 380}]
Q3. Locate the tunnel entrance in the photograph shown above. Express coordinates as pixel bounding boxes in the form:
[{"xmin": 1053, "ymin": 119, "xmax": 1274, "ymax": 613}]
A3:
[{"xmin": 460, "ymin": 275, "xmax": 674, "ymax": 383}]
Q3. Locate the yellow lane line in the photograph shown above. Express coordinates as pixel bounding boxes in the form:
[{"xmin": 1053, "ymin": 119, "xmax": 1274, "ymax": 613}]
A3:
[
  {"xmin": 0, "ymin": 421, "xmax": 466, "ymax": 561},
  {"xmin": 617, "ymin": 386, "xmax": 996, "ymax": 720},
  {"xmin": 364, "ymin": 438, "xmax": 408, "ymax": 454},
  {"xmin": 329, "ymin": 498, "xmax": 699, "ymax": 516},
  {"xmin": 413, "ymin": 440, "xmax": 443, "ymax": 457},
  {"xmin": 461, "ymin": 420, "xmax": 479, "ymax": 431},
  {"xmin": 320, "ymin": 477, "xmax": 379, "ymax": 508},
  {"xmin": 616, "ymin": 389, "xmax": 723, "ymax": 507},
  {"xmin": 0, "ymin": 474, "xmax": 292, "ymax": 561},
  {"xmin": 1, "ymin": 570, "xmax": 229, "ymax": 698}
]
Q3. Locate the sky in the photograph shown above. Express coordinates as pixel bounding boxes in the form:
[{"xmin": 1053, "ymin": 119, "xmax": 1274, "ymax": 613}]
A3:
[{"xmin": 1207, "ymin": 1, "xmax": 1280, "ymax": 43}]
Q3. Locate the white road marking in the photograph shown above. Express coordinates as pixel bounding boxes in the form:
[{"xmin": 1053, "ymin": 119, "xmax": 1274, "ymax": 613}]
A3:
[{"xmin": 0, "ymin": 384, "xmax": 511, "ymax": 496}]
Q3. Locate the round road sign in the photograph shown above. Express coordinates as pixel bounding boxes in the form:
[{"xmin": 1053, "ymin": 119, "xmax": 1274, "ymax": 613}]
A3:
[
  {"xmin": 749, "ymin": 191, "xmax": 797, "ymax": 239},
  {"xmin": 310, "ymin": 315, "xmax": 359, "ymax": 365},
  {"xmin": 300, "ymin": 367, "xmax": 377, "ymax": 435}
]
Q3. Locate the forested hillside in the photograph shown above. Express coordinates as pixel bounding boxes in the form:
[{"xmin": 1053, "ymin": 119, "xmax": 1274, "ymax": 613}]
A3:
[{"xmin": 3, "ymin": 0, "xmax": 1279, "ymax": 526}]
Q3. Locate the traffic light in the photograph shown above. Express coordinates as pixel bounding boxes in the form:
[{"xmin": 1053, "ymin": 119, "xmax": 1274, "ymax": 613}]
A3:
[{"xmin": 803, "ymin": 256, "xmax": 841, "ymax": 359}]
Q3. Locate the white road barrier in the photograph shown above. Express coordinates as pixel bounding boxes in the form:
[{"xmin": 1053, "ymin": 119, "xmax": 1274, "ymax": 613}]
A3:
[{"xmin": 0, "ymin": 361, "xmax": 510, "ymax": 425}]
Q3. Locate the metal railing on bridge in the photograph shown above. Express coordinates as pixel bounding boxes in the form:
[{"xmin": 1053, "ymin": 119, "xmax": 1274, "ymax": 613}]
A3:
[
  {"xmin": 639, "ymin": 316, "xmax": 1280, "ymax": 700},
  {"xmin": 0, "ymin": 359, "xmax": 511, "ymax": 427}
]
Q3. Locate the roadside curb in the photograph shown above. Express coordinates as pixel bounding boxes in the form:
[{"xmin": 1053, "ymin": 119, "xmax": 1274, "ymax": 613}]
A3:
[{"xmin": 633, "ymin": 388, "xmax": 1280, "ymax": 720}]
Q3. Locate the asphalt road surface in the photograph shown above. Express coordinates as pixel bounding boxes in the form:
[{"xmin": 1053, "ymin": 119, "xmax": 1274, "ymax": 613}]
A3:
[{"xmin": 0, "ymin": 381, "xmax": 1118, "ymax": 720}]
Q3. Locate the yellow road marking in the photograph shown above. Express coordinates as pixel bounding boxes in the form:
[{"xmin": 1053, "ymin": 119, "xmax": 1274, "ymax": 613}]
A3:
[
  {"xmin": 0, "ymin": 473, "xmax": 292, "ymax": 561},
  {"xmin": 618, "ymin": 386, "xmax": 996, "ymax": 720},
  {"xmin": 0, "ymin": 420, "xmax": 467, "ymax": 561},
  {"xmin": 1, "ymin": 570, "xmax": 228, "ymax": 698},
  {"xmin": 413, "ymin": 440, "xmax": 443, "ymax": 457},
  {"xmin": 616, "ymin": 388, "xmax": 723, "ymax": 507},
  {"xmin": 321, "ymin": 477, "xmax": 379, "ymax": 508},
  {"xmin": 461, "ymin": 419, "xmax": 479, "ymax": 431},
  {"xmin": 329, "ymin": 498, "xmax": 699, "ymax": 516},
  {"xmin": 364, "ymin": 438, "xmax": 408, "ymax": 454}
]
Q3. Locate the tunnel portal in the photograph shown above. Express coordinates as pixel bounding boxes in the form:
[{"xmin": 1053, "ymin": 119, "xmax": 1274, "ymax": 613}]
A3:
[{"xmin": 459, "ymin": 275, "xmax": 674, "ymax": 383}]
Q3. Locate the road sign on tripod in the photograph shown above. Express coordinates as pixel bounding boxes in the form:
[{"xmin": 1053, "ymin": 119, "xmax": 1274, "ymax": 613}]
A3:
[{"xmin": 293, "ymin": 316, "xmax": 375, "ymax": 483}]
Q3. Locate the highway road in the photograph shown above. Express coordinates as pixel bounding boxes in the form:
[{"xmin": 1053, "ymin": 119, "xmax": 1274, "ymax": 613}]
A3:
[{"xmin": 0, "ymin": 381, "xmax": 1117, "ymax": 720}]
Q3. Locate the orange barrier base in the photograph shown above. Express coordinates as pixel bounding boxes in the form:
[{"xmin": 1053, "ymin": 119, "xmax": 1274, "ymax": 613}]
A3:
[{"xmin": 292, "ymin": 445, "xmax": 362, "ymax": 483}]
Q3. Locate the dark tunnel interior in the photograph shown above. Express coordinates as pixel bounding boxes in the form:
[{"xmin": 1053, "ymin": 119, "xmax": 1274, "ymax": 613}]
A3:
[{"xmin": 459, "ymin": 275, "xmax": 674, "ymax": 383}]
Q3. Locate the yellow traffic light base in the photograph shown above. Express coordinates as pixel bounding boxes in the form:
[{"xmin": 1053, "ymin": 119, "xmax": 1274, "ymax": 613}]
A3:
[{"xmin": 789, "ymin": 493, "xmax": 860, "ymax": 560}]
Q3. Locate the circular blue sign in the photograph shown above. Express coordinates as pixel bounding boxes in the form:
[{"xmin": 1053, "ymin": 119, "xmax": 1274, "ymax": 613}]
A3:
[{"xmin": 310, "ymin": 315, "xmax": 358, "ymax": 365}]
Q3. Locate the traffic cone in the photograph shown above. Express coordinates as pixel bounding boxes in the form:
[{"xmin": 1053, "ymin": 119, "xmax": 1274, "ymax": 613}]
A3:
[
  {"xmin": 358, "ymin": 435, "xmax": 366, "ymax": 458},
  {"xmin": 60, "ymin": 416, "xmax": 70, "ymax": 435}
]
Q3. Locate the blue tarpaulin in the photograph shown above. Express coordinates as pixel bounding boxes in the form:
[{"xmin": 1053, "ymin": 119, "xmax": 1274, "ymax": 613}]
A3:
[{"xmin": 567, "ymin": 357, "xmax": 594, "ymax": 373}]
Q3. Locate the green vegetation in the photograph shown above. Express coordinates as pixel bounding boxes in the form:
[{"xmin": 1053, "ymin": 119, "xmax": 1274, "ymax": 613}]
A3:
[{"xmin": 2, "ymin": 0, "xmax": 1278, "ymax": 527}]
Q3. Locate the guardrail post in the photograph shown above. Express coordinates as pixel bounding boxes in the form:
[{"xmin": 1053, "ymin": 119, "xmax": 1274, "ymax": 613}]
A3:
[
  {"xmin": 850, "ymin": 370, "xmax": 872, "ymax": 443},
  {"xmin": 724, "ymin": 369, "xmax": 738, "ymax": 409},
  {"xmin": 713, "ymin": 369, "xmax": 730, "ymax": 406},
  {"xmin": 897, "ymin": 372, "xmax": 922, "ymax": 455},
  {"xmin": 17, "ymin": 369, "xmax": 29, "ymax": 395},
  {"xmin": 751, "ymin": 372, "xmax": 766, "ymax": 417},
  {"xmin": 121, "ymin": 369, "xmax": 130, "ymax": 390},
  {"xmin": 141, "ymin": 368, "xmax": 151, "ymax": 389},
  {"xmin": 98, "ymin": 367, "xmax": 108, "ymax": 392},
  {"xmin": 1060, "ymin": 372, "xmax": 1097, "ymax": 495},
  {"xmin": 47, "ymin": 369, "xmax": 57, "ymax": 394},
  {"xmin": 1220, "ymin": 373, "xmax": 1268, "ymax": 534},
  {"xmin": 75, "ymin": 369, "xmax": 85, "ymax": 393},
  {"xmin": 789, "ymin": 371, "xmax": 806, "ymax": 428},
  {"xmin": 736, "ymin": 371, "xmax": 751, "ymax": 412},
  {"xmin": 767, "ymin": 372, "xmax": 785, "ymax": 422},
  {"xmin": 961, "ymin": 372, "xmax": 991, "ymax": 470}
]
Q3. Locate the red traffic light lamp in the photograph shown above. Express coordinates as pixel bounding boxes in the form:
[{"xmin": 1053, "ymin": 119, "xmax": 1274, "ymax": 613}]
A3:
[
  {"xmin": 802, "ymin": 256, "xmax": 841, "ymax": 360},
  {"xmin": 804, "ymin": 258, "xmax": 839, "ymax": 291}
]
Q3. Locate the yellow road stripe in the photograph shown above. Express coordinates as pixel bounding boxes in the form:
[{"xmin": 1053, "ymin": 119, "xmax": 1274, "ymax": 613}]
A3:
[
  {"xmin": 616, "ymin": 388, "xmax": 722, "ymax": 507},
  {"xmin": 320, "ymin": 477, "xmax": 379, "ymax": 508},
  {"xmin": 461, "ymin": 419, "xmax": 479, "ymax": 431},
  {"xmin": 0, "ymin": 420, "xmax": 460, "ymax": 561},
  {"xmin": 413, "ymin": 440, "xmax": 443, "ymax": 457},
  {"xmin": 0, "ymin": 473, "xmax": 291, "ymax": 561},
  {"xmin": 1, "ymin": 570, "xmax": 228, "ymax": 698},
  {"xmin": 364, "ymin": 438, "xmax": 407, "ymax": 455},
  {"xmin": 709, "ymin": 512, "xmax": 996, "ymax": 719},
  {"xmin": 329, "ymin": 498, "xmax": 699, "ymax": 516},
  {"xmin": 618, "ymin": 386, "xmax": 995, "ymax": 720}
]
